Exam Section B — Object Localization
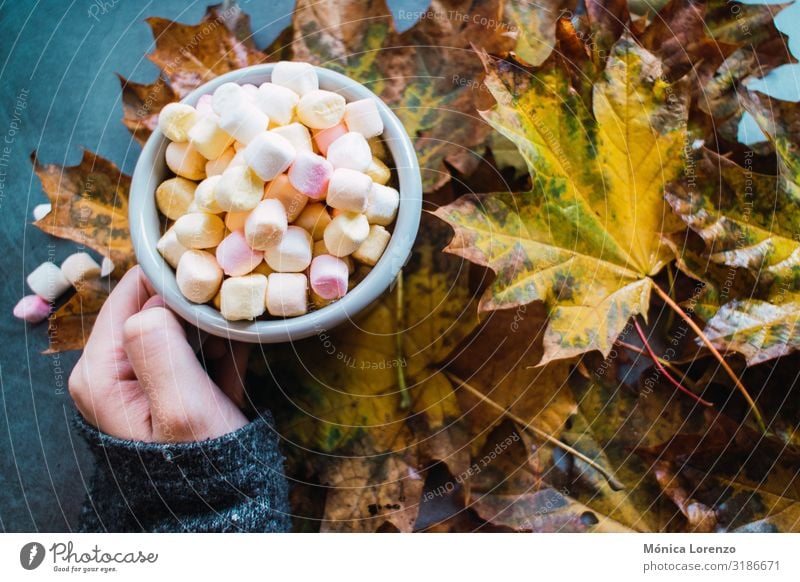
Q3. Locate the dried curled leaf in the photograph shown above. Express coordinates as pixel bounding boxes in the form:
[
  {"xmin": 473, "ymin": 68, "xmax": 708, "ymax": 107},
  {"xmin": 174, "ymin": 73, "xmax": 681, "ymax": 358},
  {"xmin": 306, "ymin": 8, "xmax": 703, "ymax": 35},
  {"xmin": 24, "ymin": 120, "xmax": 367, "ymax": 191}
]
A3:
[{"xmin": 44, "ymin": 278, "xmax": 111, "ymax": 354}]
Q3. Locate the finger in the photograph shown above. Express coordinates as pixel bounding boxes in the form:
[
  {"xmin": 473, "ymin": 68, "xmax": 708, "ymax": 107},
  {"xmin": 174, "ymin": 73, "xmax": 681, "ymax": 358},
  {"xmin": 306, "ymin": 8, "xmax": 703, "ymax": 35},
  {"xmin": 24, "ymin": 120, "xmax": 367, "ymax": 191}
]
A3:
[
  {"xmin": 141, "ymin": 295, "xmax": 166, "ymax": 310},
  {"xmin": 211, "ymin": 341, "xmax": 251, "ymax": 409}
]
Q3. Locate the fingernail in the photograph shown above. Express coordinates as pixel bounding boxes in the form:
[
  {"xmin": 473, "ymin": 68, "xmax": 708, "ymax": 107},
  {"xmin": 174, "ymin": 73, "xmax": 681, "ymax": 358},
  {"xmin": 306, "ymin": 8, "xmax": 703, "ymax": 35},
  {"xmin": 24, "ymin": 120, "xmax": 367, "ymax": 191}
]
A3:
[{"xmin": 142, "ymin": 295, "xmax": 166, "ymax": 310}]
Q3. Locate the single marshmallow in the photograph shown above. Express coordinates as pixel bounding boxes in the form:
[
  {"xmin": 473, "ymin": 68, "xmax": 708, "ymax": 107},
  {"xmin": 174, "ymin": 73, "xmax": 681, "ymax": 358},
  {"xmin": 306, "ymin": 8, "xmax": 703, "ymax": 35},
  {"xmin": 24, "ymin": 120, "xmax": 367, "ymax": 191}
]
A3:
[
  {"xmin": 158, "ymin": 102, "xmax": 198, "ymax": 142},
  {"xmin": 271, "ymin": 61, "xmax": 319, "ymax": 96},
  {"xmin": 293, "ymin": 203, "xmax": 331, "ymax": 241},
  {"xmin": 60, "ymin": 252, "xmax": 102, "ymax": 285},
  {"xmin": 244, "ymin": 132, "xmax": 296, "ymax": 181},
  {"xmin": 32, "ymin": 203, "xmax": 51, "ymax": 221},
  {"xmin": 13, "ymin": 294, "xmax": 51, "ymax": 323},
  {"xmin": 241, "ymin": 83, "xmax": 259, "ymax": 101},
  {"xmin": 296, "ymin": 90, "xmax": 346, "ymax": 129},
  {"xmin": 196, "ymin": 94, "xmax": 213, "ymax": 115},
  {"xmin": 216, "ymin": 231, "xmax": 264, "ymax": 276},
  {"xmin": 266, "ymin": 272, "xmax": 308, "ymax": 317},
  {"xmin": 365, "ymin": 156, "xmax": 391, "ymax": 185},
  {"xmin": 263, "ymin": 226, "xmax": 312, "ymax": 272},
  {"xmin": 27, "ymin": 261, "xmax": 71, "ymax": 302},
  {"xmin": 323, "ymin": 212, "xmax": 370, "ymax": 257},
  {"xmin": 205, "ymin": 147, "xmax": 235, "ymax": 177},
  {"xmin": 254, "ymin": 82, "xmax": 299, "ymax": 126},
  {"xmin": 326, "ymin": 168, "xmax": 372, "ymax": 212},
  {"xmin": 365, "ymin": 183, "xmax": 400, "ymax": 226},
  {"xmin": 156, "ymin": 177, "xmax": 197, "ymax": 219},
  {"xmin": 344, "ymin": 98, "xmax": 384, "ymax": 138},
  {"xmin": 192, "ymin": 176, "xmax": 223, "ymax": 214},
  {"xmin": 224, "ymin": 210, "xmax": 249, "ymax": 232},
  {"xmin": 100, "ymin": 257, "xmax": 115, "ymax": 277},
  {"xmin": 212, "ymin": 82, "xmax": 246, "ymax": 116},
  {"xmin": 188, "ymin": 113, "xmax": 234, "ymax": 160},
  {"xmin": 176, "ymin": 250, "xmax": 223, "ymax": 304},
  {"xmin": 219, "ymin": 103, "xmax": 270, "ymax": 144},
  {"xmin": 288, "ymin": 151, "xmax": 332, "ymax": 200},
  {"xmin": 264, "ymin": 174, "xmax": 307, "ymax": 222},
  {"xmin": 313, "ymin": 122, "xmax": 348, "ymax": 156},
  {"xmin": 310, "ymin": 289, "xmax": 333, "ymax": 309},
  {"xmin": 173, "ymin": 212, "xmax": 226, "ymax": 249},
  {"xmin": 165, "ymin": 142, "xmax": 206, "ymax": 180},
  {"xmin": 157, "ymin": 226, "xmax": 190, "ymax": 268},
  {"xmin": 245, "ymin": 199, "xmax": 288, "ymax": 250},
  {"xmin": 353, "ymin": 224, "xmax": 391, "ymax": 266},
  {"xmin": 270, "ymin": 123, "xmax": 312, "ymax": 153},
  {"xmin": 219, "ymin": 274, "xmax": 268, "ymax": 321},
  {"xmin": 215, "ymin": 165, "xmax": 264, "ymax": 212},
  {"xmin": 327, "ymin": 132, "xmax": 371, "ymax": 172},
  {"xmin": 310, "ymin": 254, "xmax": 349, "ymax": 300}
]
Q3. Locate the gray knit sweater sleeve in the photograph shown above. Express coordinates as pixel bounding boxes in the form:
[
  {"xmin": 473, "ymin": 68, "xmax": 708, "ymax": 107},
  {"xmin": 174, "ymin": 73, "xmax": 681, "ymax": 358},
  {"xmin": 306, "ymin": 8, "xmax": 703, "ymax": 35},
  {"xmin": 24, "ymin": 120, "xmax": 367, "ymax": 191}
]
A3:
[{"xmin": 73, "ymin": 411, "xmax": 291, "ymax": 532}]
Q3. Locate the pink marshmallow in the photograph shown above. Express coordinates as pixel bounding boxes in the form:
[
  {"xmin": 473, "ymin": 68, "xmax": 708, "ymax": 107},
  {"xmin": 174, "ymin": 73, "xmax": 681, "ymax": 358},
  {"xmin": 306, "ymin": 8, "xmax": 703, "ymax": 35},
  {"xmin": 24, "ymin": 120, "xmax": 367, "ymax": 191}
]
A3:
[
  {"xmin": 309, "ymin": 255, "xmax": 349, "ymax": 300},
  {"xmin": 313, "ymin": 122, "xmax": 348, "ymax": 156},
  {"xmin": 216, "ymin": 230, "xmax": 264, "ymax": 276},
  {"xmin": 288, "ymin": 151, "xmax": 333, "ymax": 200},
  {"xmin": 196, "ymin": 94, "xmax": 213, "ymax": 115},
  {"xmin": 13, "ymin": 294, "xmax": 51, "ymax": 323}
]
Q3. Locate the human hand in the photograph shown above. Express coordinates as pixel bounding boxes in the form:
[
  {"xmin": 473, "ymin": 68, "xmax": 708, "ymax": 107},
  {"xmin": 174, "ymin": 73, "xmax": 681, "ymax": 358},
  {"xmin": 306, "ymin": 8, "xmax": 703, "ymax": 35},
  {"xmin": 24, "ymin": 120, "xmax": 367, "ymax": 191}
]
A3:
[{"xmin": 69, "ymin": 266, "xmax": 249, "ymax": 442}]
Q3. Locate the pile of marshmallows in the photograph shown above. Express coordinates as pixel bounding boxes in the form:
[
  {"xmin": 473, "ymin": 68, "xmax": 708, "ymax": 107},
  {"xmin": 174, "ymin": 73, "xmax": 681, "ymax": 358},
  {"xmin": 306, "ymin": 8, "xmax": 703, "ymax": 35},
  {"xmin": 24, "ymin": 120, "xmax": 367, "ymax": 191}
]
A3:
[{"xmin": 156, "ymin": 61, "xmax": 400, "ymax": 321}]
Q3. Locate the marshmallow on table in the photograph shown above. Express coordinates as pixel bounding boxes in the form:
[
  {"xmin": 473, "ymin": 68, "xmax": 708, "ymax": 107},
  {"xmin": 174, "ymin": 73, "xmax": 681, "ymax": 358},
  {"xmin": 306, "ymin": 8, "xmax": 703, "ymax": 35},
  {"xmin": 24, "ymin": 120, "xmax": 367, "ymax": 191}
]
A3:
[
  {"xmin": 293, "ymin": 203, "xmax": 331, "ymax": 241},
  {"xmin": 353, "ymin": 224, "xmax": 391, "ymax": 266},
  {"xmin": 244, "ymin": 132, "xmax": 296, "ymax": 181},
  {"xmin": 264, "ymin": 174, "xmax": 307, "ymax": 222},
  {"xmin": 156, "ymin": 177, "xmax": 197, "ymax": 220},
  {"xmin": 13, "ymin": 295, "xmax": 51, "ymax": 323},
  {"xmin": 326, "ymin": 168, "xmax": 372, "ymax": 213},
  {"xmin": 245, "ymin": 199, "xmax": 288, "ymax": 250},
  {"xmin": 194, "ymin": 175, "xmax": 223, "ymax": 213},
  {"xmin": 158, "ymin": 102, "xmax": 198, "ymax": 142},
  {"xmin": 254, "ymin": 82, "xmax": 299, "ymax": 126},
  {"xmin": 266, "ymin": 273, "xmax": 308, "ymax": 317},
  {"xmin": 219, "ymin": 103, "xmax": 270, "ymax": 144},
  {"xmin": 165, "ymin": 142, "xmax": 206, "ymax": 180},
  {"xmin": 216, "ymin": 230, "xmax": 264, "ymax": 276},
  {"xmin": 188, "ymin": 113, "xmax": 234, "ymax": 160},
  {"xmin": 26, "ymin": 262, "xmax": 71, "ymax": 303},
  {"xmin": 365, "ymin": 157, "xmax": 391, "ymax": 185},
  {"xmin": 310, "ymin": 255, "xmax": 349, "ymax": 300},
  {"xmin": 212, "ymin": 82, "xmax": 246, "ymax": 116},
  {"xmin": 173, "ymin": 212, "xmax": 225, "ymax": 249},
  {"xmin": 60, "ymin": 252, "xmax": 101, "ymax": 285},
  {"xmin": 323, "ymin": 212, "xmax": 370, "ymax": 257},
  {"xmin": 296, "ymin": 90, "xmax": 346, "ymax": 129},
  {"xmin": 365, "ymin": 183, "xmax": 400, "ymax": 226},
  {"xmin": 288, "ymin": 151, "xmax": 332, "ymax": 200},
  {"xmin": 263, "ymin": 225, "xmax": 312, "ymax": 272},
  {"xmin": 327, "ymin": 132, "xmax": 371, "ymax": 172},
  {"xmin": 215, "ymin": 165, "xmax": 264, "ymax": 212},
  {"xmin": 219, "ymin": 274, "xmax": 268, "ymax": 321},
  {"xmin": 270, "ymin": 123, "xmax": 312, "ymax": 153},
  {"xmin": 344, "ymin": 98, "xmax": 384, "ymax": 138},
  {"xmin": 157, "ymin": 226, "xmax": 190, "ymax": 268},
  {"xmin": 176, "ymin": 250, "xmax": 223, "ymax": 303},
  {"xmin": 313, "ymin": 122, "xmax": 348, "ymax": 156},
  {"xmin": 32, "ymin": 203, "xmax": 51, "ymax": 221},
  {"xmin": 271, "ymin": 61, "xmax": 318, "ymax": 96},
  {"xmin": 224, "ymin": 210, "xmax": 249, "ymax": 232},
  {"xmin": 205, "ymin": 147, "xmax": 235, "ymax": 177},
  {"xmin": 100, "ymin": 257, "xmax": 115, "ymax": 277},
  {"xmin": 196, "ymin": 94, "xmax": 213, "ymax": 115}
]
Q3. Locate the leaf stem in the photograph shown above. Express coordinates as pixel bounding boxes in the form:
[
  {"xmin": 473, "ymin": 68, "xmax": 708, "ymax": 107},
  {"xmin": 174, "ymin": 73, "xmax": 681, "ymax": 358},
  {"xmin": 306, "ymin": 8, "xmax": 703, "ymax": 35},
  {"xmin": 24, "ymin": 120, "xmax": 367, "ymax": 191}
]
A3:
[
  {"xmin": 616, "ymin": 340, "xmax": 699, "ymax": 391},
  {"xmin": 651, "ymin": 282, "xmax": 766, "ymax": 432},
  {"xmin": 395, "ymin": 270, "xmax": 410, "ymax": 409},
  {"xmin": 631, "ymin": 319, "xmax": 713, "ymax": 407},
  {"xmin": 444, "ymin": 371, "xmax": 625, "ymax": 490}
]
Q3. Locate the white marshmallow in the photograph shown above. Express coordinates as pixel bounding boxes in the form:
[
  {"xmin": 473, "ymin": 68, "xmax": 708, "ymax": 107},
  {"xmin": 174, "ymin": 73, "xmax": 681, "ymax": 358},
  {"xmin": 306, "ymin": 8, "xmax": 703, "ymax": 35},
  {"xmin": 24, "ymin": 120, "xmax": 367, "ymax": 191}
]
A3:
[
  {"xmin": 188, "ymin": 113, "xmax": 234, "ymax": 160},
  {"xmin": 176, "ymin": 250, "xmax": 223, "ymax": 304},
  {"xmin": 266, "ymin": 272, "xmax": 308, "ymax": 317},
  {"xmin": 296, "ymin": 90, "xmax": 346, "ymax": 129},
  {"xmin": 60, "ymin": 252, "xmax": 101, "ymax": 285},
  {"xmin": 173, "ymin": 212, "xmax": 226, "ymax": 249},
  {"xmin": 228, "ymin": 150, "xmax": 247, "ymax": 168},
  {"xmin": 215, "ymin": 165, "xmax": 264, "ymax": 212},
  {"xmin": 244, "ymin": 132, "xmax": 296, "ymax": 181},
  {"xmin": 158, "ymin": 102, "xmax": 198, "ymax": 142},
  {"xmin": 270, "ymin": 123, "xmax": 312, "ymax": 153},
  {"xmin": 323, "ymin": 212, "xmax": 370, "ymax": 257},
  {"xmin": 156, "ymin": 177, "xmax": 197, "ymax": 220},
  {"xmin": 27, "ymin": 261, "xmax": 71, "ymax": 303},
  {"xmin": 196, "ymin": 94, "xmax": 213, "ymax": 115},
  {"xmin": 254, "ymin": 82, "xmax": 299, "ymax": 126},
  {"xmin": 241, "ymin": 83, "xmax": 259, "ymax": 101},
  {"xmin": 353, "ymin": 224, "xmax": 391, "ymax": 266},
  {"xmin": 310, "ymin": 254, "xmax": 349, "ymax": 300},
  {"xmin": 32, "ymin": 203, "xmax": 51, "ymax": 221},
  {"xmin": 327, "ymin": 132, "xmax": 371, "ymax": 172},
  {"xmin": 205, "ymin": 147, "xmax": 235, "ymax": 177},
  {"xmin": 193, "ymin": 175, "xmax": 224, "ymax": 213},
  {"xmin": 365, "ymin": 183, "xmax": 400, "ymax": 226},
  {"xmin": 157, "ymin": 226, "xmax": 190, "ymax": 268},
  {"xmin": 100, "ymin": 257, "xmax": 115, "ymax": 277},
  {"xmin": 165, "ymin": 142, "xmax": 206, "ymax": 180},
  {"xmin": 216, "ymin": 231, "xmax": 264, "ymax": 277},
  {"xmin": 288, "ymin": 151, "xmax": 332, "ymax": 200},
  {"xmin": 293, "ymin": 203, "xmax": 331, "ymax": 241},
  {"xmin": 212, "ymin": 82, "xmax": 246, "ymax": 116},
  {"xmin": 224, "ymin": 210, "xmax": 249, "ymax": 232},
  {"xmin": 220, "ymin": 274, "xmax": 268, "ymax": 321},
  {"xmin": 264, "ymin": 174, "xmax": 307, "ymax": 222},
  {"xmin": 326, "ymin": 168, "xmax": 372, "ymax": 213},
  {"xmin": 365, "ymin": 156, "xmax": 391, "ymax": 185},
  {"xmin": 344, "ymin": 98, "xmax": 384, "ymax": 138},
  {"xmin": 244, "ymin": 199, "xmax": 288, "ymax": 250},
  {"xmin": 271, "ymin": 61, "xmax": 319, "ymax": 96},
  {"xmin": 263, "ymin": 225, "xmax": 312, "ymax": 272},
  {"xmin": 219, "ymin": 103, "xmax": 270, "ymax": 144}
]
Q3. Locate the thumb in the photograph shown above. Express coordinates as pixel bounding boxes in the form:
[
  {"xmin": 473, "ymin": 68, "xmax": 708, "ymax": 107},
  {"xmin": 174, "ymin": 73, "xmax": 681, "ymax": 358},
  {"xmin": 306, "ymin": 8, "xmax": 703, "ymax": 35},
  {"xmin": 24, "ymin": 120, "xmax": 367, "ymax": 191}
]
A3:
[{"xmin": 122, "ymin": 306, "xmax": 247, "ymax": 442}]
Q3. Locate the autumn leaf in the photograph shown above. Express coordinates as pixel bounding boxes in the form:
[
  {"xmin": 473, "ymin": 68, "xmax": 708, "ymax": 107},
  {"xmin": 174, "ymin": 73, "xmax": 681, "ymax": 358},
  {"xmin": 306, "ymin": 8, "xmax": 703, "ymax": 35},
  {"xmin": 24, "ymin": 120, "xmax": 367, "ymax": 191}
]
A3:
[
  {"xmin": 44, "ymin": 278, "xmax": 112, "ymax": 354},
  {"xmin": 119, "ymin": 75, "xmax": 178, "ymax": 146},
  {"xmin": 436, "ymin": 36, "xmax": 689, "ymax": 364},
  {"xmin": 504, "ymin": 0, "xmax": 576, "ymax": 66}
]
